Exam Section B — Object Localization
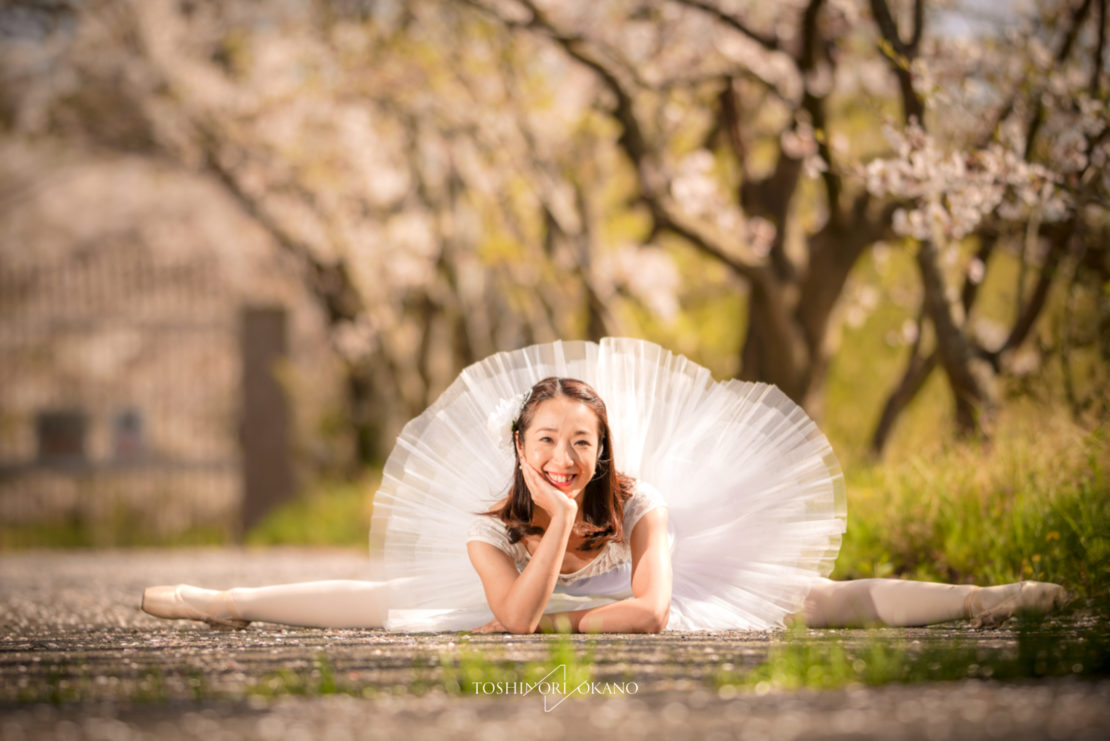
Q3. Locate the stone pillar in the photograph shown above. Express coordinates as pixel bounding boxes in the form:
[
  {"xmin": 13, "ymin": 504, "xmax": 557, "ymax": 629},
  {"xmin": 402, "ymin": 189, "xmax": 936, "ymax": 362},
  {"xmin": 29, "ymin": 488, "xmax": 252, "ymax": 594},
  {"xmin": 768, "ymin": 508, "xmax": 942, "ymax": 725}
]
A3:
[{"xmin": 239, "ymin": 306, "xmax": 294, "ymax": 537}]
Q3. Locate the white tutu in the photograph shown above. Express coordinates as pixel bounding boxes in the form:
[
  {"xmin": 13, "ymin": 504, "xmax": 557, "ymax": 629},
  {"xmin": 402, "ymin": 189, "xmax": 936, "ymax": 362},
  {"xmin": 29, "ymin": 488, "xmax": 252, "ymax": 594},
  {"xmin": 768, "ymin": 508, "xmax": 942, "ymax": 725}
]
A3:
[{"xmin": 369, "ymin": 337, "xmax": 846, "ymax": 631}]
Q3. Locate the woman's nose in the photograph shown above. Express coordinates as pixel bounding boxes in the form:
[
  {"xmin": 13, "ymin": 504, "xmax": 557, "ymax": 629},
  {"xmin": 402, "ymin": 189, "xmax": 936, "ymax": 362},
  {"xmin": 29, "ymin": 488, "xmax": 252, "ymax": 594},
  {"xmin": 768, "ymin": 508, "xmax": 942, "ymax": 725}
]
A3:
[{"xmin": 552, "ymin": 442, "xmax": 576, "ymax": 466}]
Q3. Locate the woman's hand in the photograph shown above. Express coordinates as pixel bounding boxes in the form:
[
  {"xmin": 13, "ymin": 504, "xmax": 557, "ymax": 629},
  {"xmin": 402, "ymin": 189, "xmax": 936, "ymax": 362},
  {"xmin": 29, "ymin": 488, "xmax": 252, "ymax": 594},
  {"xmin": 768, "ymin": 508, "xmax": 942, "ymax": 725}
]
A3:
[
  {"xmin": 520, "ymin": 461, "xmax": 578, "ymax": 521},
  {"xmin": 465, "ymin": 461, "xmax": 581, "ymax": 635}
]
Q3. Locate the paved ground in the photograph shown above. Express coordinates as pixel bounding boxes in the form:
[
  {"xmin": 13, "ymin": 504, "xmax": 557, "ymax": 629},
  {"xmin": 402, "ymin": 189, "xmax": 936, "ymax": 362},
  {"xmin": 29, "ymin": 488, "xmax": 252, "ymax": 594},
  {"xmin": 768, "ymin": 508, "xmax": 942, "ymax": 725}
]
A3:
[{"xmin": 2, "ymin": 548, "xmax": 1108, "ymax": 740}]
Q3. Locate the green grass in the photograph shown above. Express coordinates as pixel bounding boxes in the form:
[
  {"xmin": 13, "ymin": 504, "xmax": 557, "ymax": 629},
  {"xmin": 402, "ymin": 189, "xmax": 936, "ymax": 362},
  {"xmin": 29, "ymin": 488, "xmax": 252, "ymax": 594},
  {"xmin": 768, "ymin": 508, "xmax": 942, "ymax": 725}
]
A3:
[
  {"xmin": 442, "ymin": 635, "xmax": 595, "ymax": 697},
  {"xmin": 0, "ymin": 472, "xmax": 377, "ymax": 550},
  {"xmin": 10, "ymin": 637, "xmax": 600, "ymax": 704},
  {"xmin": 247, "ymin": 653, "xmax": 370, "ymax": 699},
  {"xmin": 242, "ymin": 637, "xmax": 595, "ymax": 701},
  {"xmin": 715, "ymin": 615, "xmax": 1110, "ymax": 693},
  {"xmin": 243, "ymin": 473, "xmax": 378, "ymax": 547},
  {"xmin": 0, "ymin": 519, "xmax": 229, "ymax": 549},
  {"xmin": 833, "ymin": 405, "xmax": 1110, "ymax": 600}
]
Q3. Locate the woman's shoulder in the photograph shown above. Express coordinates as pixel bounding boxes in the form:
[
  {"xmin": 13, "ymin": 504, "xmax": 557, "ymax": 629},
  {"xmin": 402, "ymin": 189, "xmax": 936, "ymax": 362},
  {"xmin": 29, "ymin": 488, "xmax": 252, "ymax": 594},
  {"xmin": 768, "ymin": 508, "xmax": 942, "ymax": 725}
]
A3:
[
  {"xmin": 622, "ymin": 479, "xmax": 666, "ymax": 537},
  {"xmin": 465, "ymin": 513, "xmax": 516, "ymax": 556}
]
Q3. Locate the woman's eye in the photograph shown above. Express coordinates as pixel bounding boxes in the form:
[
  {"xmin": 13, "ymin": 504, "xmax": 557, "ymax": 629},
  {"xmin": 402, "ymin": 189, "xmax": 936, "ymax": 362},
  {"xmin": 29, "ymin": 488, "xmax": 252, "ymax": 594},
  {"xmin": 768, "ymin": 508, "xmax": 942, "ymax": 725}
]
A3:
[{"xmin": 575, "ymin": 440, "xmax": 593, "ymax": 447}]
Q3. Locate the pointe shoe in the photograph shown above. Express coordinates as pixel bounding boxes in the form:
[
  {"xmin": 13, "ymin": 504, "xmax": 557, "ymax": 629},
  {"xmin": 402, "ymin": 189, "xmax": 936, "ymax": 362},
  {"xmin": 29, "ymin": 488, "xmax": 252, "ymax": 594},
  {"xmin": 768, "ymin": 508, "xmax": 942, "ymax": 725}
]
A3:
[
  {"xmin": 141, "ymin": 585, "xmax": 250, "ymax": 630},
  {"xmin": 964, "ymin": 581, "xmax": 1069, "ymax": 629}
]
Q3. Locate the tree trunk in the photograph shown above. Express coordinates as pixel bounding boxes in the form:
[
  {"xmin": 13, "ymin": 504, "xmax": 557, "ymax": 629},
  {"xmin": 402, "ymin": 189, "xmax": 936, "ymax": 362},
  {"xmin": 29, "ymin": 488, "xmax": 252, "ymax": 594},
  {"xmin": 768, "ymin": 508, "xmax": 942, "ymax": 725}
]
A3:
[
  {"xmin": 915, "ymin": 239, "xmax": 996, "ymax": 437},
  {"xmin": 870, "ymin": 233, "xmax": 997, "ymax": 456},
  {"xmin": 738, "ymin": 280, "xmax": 809, "ymax": 402},
  {"xmin": 346, "ymin": 358, "xmax": 387, "ymax": 469},
  {"xmin": 869, "ymin": 338, "xmax": 938, "ymax": 457}
]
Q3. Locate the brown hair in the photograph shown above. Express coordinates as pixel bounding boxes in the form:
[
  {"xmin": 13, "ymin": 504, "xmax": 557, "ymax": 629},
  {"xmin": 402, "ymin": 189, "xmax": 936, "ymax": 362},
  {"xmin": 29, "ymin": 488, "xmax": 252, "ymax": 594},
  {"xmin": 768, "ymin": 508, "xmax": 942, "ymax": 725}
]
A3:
[{"xmin": 487, "ymin": 376, "xmax": 634, "ymax": 551}]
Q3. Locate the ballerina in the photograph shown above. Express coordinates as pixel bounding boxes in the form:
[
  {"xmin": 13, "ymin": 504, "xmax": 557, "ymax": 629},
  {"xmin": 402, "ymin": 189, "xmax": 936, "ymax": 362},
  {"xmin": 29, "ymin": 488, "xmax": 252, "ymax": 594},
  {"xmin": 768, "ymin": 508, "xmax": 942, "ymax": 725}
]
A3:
[{"xmin": 141, "ymin": 338, "xmax": 1068, "ymax": 633}]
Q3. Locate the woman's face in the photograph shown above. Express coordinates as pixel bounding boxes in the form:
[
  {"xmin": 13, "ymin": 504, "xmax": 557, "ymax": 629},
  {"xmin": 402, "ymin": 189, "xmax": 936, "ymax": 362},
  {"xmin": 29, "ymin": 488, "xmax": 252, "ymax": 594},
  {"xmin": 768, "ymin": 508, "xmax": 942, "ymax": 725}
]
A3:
[{"xmin": 516, "ymin": 396, "xmax": 601, "ymax": 504}]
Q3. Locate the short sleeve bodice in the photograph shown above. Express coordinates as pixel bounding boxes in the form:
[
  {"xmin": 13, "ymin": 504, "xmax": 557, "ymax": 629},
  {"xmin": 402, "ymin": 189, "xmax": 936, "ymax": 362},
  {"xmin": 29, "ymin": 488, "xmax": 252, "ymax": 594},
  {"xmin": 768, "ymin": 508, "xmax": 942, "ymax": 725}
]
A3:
[{"xmin": 465, "ymin": 481, "xmax": 666, "ymax": 586}]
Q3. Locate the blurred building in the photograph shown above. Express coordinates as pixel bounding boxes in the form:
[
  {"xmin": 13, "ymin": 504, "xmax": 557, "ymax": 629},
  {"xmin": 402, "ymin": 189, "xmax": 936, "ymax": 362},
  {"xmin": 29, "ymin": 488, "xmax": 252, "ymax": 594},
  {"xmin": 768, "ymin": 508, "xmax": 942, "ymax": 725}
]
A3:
[{"xmin": 0, "ymin": 146, "xmax": 342, "ymax": 545}]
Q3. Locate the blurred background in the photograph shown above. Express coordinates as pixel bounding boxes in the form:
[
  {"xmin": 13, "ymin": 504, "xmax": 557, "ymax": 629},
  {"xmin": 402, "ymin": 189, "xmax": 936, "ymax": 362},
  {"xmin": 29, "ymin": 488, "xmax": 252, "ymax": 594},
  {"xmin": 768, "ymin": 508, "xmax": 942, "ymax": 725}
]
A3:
[{"xmin": 0, "ymin": 0, "xmax": 1106, "ymax": 592}]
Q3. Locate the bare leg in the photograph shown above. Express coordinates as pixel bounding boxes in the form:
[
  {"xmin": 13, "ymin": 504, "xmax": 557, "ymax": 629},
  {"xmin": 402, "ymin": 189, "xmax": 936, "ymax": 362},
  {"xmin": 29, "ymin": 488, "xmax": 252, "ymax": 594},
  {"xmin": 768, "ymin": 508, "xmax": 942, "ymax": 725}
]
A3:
[
  {"xmin": 142, "ymin": 581, "xmax": 388, "ymax": 629},
  {"xmin": 800, "ymin": 578, "xmax": 1067, "ymax": 628}
]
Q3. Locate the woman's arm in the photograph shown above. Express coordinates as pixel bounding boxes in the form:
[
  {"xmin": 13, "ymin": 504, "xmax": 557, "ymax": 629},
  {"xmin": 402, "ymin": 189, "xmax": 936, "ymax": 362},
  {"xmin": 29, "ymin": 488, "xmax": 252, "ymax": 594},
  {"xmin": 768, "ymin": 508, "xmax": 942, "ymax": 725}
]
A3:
[
  {"xmin": 467, "ymin": 480, "xmax": 577, "ymax": 634},
  {"xmin": 467, "ymin": 512, "xmax": 572, "ymax": 634},
  {"xmin": 539, "ymin": 506, "xmax": 673, "ymax": 634}
]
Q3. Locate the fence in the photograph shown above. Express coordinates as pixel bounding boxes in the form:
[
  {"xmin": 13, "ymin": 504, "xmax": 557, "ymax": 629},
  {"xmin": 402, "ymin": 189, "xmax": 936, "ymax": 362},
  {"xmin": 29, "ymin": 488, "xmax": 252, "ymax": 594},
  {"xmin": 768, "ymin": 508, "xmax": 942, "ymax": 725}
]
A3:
[{"xmin": 0, "ymin": 241, "xmax": 292, "ymax": 545}]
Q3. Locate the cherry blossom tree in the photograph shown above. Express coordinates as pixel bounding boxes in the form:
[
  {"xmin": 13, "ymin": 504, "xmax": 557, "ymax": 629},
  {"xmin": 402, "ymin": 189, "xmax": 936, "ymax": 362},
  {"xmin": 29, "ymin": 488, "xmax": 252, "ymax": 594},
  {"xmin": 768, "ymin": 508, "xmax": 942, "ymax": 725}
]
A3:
[
  {"xmin": 468, "ymin": 0, "xmax": 1108, "ymax": 448},
  {"xmin": 865, "ymin": 0, "xmax": 1108, "ymax": 451},
  {"xmin": 4, "ymin": 0, "xmax": 1105, "ymax": 464},
  {"xmin": 2, "ymin": 0, "xmax": 657, "ymax": 460}
]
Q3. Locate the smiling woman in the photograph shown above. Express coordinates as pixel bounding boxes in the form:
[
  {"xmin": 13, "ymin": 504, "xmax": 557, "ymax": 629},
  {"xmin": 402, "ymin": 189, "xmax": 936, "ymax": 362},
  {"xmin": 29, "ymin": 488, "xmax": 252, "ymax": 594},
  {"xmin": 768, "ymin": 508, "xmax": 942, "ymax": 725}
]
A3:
[
  {"xmin": 140, "ymin": 338, "xmax": 1068, "ymax": 634},
  {"xmin": 491, "ymin": 378, "xmax": 632, "ymax": 551},
  {"xmin": 466, "ymin": 377, "xmax": 671, "ymax": 635}
]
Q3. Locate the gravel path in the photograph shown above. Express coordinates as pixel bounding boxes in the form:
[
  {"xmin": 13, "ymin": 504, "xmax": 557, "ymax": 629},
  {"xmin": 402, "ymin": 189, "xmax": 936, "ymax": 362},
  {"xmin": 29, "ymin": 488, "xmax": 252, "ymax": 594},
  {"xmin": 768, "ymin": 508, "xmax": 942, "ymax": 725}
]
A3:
[{"xmin": 2, "ymin": 548, "xmax": 1108, "ymax": 740}]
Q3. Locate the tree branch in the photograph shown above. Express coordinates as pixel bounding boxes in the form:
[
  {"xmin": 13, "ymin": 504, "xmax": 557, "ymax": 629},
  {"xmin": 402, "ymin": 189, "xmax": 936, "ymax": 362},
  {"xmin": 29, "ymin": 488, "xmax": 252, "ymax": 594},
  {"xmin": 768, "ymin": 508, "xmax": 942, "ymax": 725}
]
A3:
[
  {"xmin": 671, "ymin": 0, "xmax": 781, "ymax": 52},
  {"xmin": 868, "ymin": 306, "xmax": 937, "ymax": 458},
  {"xmin": 868, "ymin": 0, "xmax": 924, "ymax": 123},
  {"xmin": 717, "ymin": 78, "xmax": 748, "ymax": 176},
  {"xmin": 869, "ymin": 229, "xmax": 998, "ymax": 456},
  {"xmin": 983, "ymin": 222, "xmax": 1071, "ymax": 370},
  {"xmin": 1093, "ymin": 0, "xmax": 1107, "ymax": 97},
  {"xmin": 798, "ymin": 0, "xmax": 842, "ymax": 225},
  {"xmin": 508, "ymin": 0, "xmax": 765, "ymax": 281},
  {"xmin": 909, "ymin": 0, "xmax": 925, "ymax": 52},
  {"xmin": 196, "ymin": 125, "xmax": 362, "ymax": 325},
  {"xmin": 1024, "ymin": 0, "xmax": 1096, "ymax": 157},
  {"xmin": 916, "ymin": 237, "xmax": 995, "ymax": 436}
]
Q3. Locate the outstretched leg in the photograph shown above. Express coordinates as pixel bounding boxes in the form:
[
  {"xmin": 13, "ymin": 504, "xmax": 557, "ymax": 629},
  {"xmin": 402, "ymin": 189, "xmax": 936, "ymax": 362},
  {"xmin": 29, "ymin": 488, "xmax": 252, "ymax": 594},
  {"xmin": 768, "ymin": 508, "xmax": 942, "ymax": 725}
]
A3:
[
  {"xmin": 801, "ymin": 578, "xmax": 1067, "ymax": 628},
  {"xmin": 141, "ymin": 581, "xmax": 388, "ymax": 629}
]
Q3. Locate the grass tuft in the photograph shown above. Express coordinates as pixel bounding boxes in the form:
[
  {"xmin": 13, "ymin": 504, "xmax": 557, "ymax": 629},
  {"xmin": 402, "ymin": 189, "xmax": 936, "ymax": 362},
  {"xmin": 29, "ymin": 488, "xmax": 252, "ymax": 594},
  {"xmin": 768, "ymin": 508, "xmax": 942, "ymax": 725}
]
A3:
[
  {"xmin": 247, "ymin": 653, "xmax": 364, "ymax": 699},
  {"xmin": 244, "ymin": 473, "xmax": 378, "ymax": 547},
  {"xmin": 834, "ymin": 407, "xmax": 1110, "ymax": 600},
  {"xmin": 442, "ymin": 635, "xmax": 594, "ymax": 698},
  {"xmin": 716, "ymin": 614, "xmax": 1110, "ymax": 693}
]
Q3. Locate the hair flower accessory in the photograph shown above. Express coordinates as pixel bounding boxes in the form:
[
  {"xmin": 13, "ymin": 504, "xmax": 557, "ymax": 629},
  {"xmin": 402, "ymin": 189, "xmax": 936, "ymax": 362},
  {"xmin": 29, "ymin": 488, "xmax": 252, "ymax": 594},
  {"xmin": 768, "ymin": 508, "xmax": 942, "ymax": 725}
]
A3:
[{"xmin": 486, "ymin": 391, "xmax": 529, "ymax": 450}]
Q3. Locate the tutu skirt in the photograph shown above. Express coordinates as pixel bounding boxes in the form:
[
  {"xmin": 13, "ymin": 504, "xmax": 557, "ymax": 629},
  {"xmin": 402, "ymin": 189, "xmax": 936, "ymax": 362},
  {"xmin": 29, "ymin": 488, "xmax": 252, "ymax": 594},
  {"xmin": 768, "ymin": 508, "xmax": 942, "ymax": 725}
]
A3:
[{"xmin": 369, "ymin": 337, "xmax": 846, "ymax": 631}]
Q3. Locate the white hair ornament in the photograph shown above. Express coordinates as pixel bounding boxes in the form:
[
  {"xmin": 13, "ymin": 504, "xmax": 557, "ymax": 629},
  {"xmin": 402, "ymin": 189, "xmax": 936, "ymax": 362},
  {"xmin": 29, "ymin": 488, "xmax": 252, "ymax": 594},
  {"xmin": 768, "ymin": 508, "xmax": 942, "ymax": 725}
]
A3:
[{"xmin": 485, "ymin": 391, "xmax": 530, "ymax": 449}]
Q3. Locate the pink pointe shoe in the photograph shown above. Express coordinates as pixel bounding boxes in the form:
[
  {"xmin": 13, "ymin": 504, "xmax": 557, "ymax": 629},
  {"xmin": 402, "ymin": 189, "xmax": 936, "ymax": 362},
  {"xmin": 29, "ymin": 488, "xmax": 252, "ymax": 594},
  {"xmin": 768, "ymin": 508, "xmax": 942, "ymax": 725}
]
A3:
[
  {"xmin": 963, "ymin": 581, "xmax": 1069, "ymax": 629},
  {"xmin": 141, "ymin": 585, "xmax": 250, "ymax": 630}
]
